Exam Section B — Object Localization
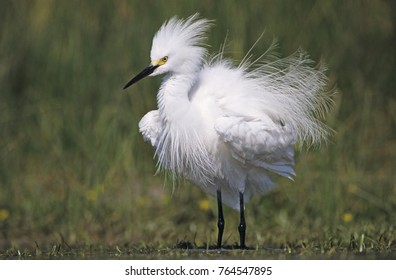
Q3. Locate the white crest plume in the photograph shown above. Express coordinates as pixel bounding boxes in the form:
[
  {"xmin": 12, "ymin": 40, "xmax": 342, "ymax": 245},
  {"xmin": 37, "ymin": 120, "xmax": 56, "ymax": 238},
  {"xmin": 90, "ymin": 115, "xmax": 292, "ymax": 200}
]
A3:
[{"xmin": 150, "ymin": 14, "xmax": 212, "ymax": 72}]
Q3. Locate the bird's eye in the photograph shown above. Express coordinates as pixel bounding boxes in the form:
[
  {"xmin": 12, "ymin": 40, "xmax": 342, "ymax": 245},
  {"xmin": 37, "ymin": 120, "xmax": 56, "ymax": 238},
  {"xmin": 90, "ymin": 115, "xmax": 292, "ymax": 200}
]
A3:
[{"xmin": 161, "ymin": 56, "xmax": 168, "ymax": 63}]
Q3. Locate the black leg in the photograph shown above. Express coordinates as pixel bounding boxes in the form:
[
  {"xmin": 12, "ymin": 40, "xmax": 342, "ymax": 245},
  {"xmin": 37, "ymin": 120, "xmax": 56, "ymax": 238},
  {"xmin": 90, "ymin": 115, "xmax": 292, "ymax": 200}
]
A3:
[
  {"xmin": 217, "ymin": 190, "xmax": 225, "ymax": 249},
  {"xmin": 238, "ymin": 192, "xmax": 246, "ymax": 249}
]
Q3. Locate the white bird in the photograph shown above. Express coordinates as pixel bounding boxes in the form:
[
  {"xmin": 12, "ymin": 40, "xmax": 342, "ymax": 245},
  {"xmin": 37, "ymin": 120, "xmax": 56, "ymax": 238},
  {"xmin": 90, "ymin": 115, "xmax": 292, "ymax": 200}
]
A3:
[{"xmin": 124, "ymin": 14, "xmax": 333, "ymax": 249}]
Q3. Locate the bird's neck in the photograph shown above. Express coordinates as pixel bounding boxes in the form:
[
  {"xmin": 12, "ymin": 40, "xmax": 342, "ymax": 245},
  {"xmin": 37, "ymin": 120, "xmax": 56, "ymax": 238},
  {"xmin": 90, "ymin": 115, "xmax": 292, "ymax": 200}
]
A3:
[
  {"xmin": 157, "ymin": 72, "xmax": 198, "ymax": 123},
  {"xmin": 154, "ymin": 70, "xmax": 214, "ymax": 185}
]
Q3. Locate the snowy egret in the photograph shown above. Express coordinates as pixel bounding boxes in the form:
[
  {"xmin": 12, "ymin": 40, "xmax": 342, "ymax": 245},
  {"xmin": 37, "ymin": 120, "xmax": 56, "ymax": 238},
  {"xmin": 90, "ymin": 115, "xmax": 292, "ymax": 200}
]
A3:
[{"xmin": 124, "ymin": 14, "xmax": 334, "ymax": 249}]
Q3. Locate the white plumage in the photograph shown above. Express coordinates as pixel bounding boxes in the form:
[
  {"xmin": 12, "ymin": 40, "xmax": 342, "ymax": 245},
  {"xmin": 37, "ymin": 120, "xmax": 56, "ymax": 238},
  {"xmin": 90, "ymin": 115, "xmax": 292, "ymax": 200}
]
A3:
[{"xmin": 124, "ymin": 14, "xmax": 333, "ymax": 248}]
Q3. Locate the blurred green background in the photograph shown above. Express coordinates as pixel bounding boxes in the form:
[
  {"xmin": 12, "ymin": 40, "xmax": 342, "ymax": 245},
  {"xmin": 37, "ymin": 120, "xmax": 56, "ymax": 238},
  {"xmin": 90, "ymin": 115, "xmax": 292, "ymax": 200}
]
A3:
[{"xmin": 0, "ymin": 0, "xmax": 395, "ymax": 254}]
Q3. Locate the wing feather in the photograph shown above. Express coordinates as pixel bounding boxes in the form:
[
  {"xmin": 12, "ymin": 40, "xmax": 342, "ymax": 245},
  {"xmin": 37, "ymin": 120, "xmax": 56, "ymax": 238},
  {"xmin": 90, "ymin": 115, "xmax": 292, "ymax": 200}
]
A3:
[{"xmin": 214, "ymin": 115, "xmax": 296, "ymax": 179}]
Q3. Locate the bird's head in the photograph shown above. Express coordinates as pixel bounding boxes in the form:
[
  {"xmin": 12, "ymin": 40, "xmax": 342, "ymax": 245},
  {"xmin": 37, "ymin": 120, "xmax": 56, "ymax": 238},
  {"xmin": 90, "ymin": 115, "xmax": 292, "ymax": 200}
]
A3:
[{"xmin": 124, "ymin": 14, "xmax": 212, "ymax": 89}]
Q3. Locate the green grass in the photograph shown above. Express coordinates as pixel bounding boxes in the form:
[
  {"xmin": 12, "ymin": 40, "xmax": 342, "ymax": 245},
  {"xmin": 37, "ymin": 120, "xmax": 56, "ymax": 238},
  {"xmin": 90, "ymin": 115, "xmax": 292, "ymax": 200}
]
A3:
[
  {"xmin": 0, "ymin": 0, "xmax": 395, "ymax": 259},
  {"xmin": 1, "ymin": 226, "xmax": 395, "ymax": 259}
]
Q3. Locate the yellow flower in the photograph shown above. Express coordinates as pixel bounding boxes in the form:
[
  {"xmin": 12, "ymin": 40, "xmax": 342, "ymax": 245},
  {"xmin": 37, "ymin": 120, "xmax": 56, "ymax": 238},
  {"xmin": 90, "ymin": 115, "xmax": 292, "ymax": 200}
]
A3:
[
  {"xmin": 342, "ymin": 211, "xmax": 353, "ymax": 223},
  {"xmin": 0, "ymin": 209, "xmax": 10, "ymax": 221},
  {"xmin": 85, "ymin": 190, "xmax": 98, "ymax": 202},
  {"xmin": 348, "ymin": 183, "xmax": 358, "ymax": 193},
  {"xmin": 198, "ymin": 199, "xmax": 210, "ymax": 211},
  {"xmin": 85, "ymin": 184, "xmax": 105, "ymax": 202}
]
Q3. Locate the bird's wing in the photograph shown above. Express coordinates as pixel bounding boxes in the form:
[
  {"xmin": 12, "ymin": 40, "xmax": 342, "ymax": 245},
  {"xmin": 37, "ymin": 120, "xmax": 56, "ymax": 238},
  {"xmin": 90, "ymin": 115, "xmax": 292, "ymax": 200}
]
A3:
[
  {"xmin": 214, "ymin": 115, "xmax": 296, "ymax": 179},
  {"xmin": 196, "ymin": 48, "xmax": 334, "ymax": 149},
  {"xmin": 139, "ymin": 110, "xmax": 163, "ymax": 147}
]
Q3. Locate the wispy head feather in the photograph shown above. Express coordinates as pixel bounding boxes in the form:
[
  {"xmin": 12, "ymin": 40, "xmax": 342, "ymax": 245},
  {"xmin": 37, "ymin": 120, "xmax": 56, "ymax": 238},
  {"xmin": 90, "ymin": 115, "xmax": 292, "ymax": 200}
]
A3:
[{"xmin": 150, "ymin": 14, "xmax": 213, "ymax": 73}]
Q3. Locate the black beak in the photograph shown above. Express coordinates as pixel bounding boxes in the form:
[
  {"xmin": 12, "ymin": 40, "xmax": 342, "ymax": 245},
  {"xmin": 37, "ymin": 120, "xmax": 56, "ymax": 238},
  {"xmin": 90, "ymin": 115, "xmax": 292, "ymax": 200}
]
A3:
[{"xmin": 123, "ymin": 64, "xmax": 159, "ymax": 89}]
